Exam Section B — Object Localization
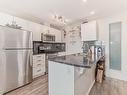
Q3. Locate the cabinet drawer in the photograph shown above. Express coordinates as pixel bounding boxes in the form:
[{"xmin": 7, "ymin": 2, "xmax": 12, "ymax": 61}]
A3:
[
  {"xmin": 33, "ymin": 66, "xmax": 45, "ymax": 78},
  {"xmin": 33, "ymin": 59, "xmax": 45, "ymax": 64},
  {"xmin": 33, "ymin": 61, "xmax": 45, "ymax": 68},
  {"xmin": 33, "ymin": 55, "xmax": 45, "ymax": 60}
]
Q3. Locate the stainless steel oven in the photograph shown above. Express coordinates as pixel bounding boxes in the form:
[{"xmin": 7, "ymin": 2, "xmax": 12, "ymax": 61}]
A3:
[{"xmin": 41, "ymin": 33, "xmax": 55, "ymax": 42}]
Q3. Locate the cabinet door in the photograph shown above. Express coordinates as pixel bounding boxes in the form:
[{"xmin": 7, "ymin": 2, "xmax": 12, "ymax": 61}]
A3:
[
  {"xmin": 81, "ymin": 21, "xmax": 97, "ymax": 41},
  {"xmin": 54, "ymin": 29, "xmax": 62, "ymax": 42},
  {"xmin": 14, "ymin": 17, "xmax": 29, "ymax": 30},
  {"xmin": 75, "ymin": 68, "xmax": 93, "ymax": 95},
  {"xmin": 91, "ymin": 65, "xmax": 96, "ymax": 82},
  {"xmin": 81, "ymin": 24, "xmax": 86, "ymax": 41},
  {"xmin": 28, "ymin": 22, "xmax": 41, "ymax": 41},
  {"xmin": 42, "ymin": 26, "xmax": 50, "ymax": 34},
  {"xmin": 0, "ymin": 12, "xmax": 13, "ymax": 26},
  {"xmin": 48, "ymin": 61, "xmax": 74, "ymax": 95},
  {"xmin": 33, "ymin": 54, "xmax": 46, "ymax": 78}
]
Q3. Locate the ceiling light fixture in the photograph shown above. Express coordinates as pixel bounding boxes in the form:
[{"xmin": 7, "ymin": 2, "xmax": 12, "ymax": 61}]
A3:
[
  {"xmin": 83, "ymin": 0, "xmax": 87, "ymax": 3},
  {"xmin": 90, "ymin": 11, "xmax": 95, "ymax": 15},
  {"xmin": 52, "ymin": 14, "xmax": 67, "ymax": 24}
]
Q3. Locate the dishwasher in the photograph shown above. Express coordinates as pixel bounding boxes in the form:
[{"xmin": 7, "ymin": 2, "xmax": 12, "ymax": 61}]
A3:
[{"xmin": 45, "ymin": 53, "xmax": 58, "ymax": 74}]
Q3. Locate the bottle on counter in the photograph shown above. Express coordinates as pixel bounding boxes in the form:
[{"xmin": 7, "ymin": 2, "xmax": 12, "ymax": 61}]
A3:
[{"xmin": 87, "ymin": 48, "xmax": 92, "ymax": 63}]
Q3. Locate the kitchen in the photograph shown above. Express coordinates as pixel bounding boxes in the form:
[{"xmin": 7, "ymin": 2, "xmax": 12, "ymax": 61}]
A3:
[{"xmin": 0, "ymin": 0, "xmax": 127, "ymax": 95}]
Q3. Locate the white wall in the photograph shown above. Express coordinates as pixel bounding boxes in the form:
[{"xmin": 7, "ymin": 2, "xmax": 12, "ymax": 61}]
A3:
[
  {"xmin": 65, "ymin": 25, "xmax": 83, "ymax": 55},
  {"xmin": 97, "ymin": 12, "xmax": 127, "ymax": 81}
]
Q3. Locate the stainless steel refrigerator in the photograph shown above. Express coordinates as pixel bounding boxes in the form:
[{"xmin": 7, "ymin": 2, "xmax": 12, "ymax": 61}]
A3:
[{"xmin": 0, "ymin": 26, "xmax": 33, "ymax": 94}]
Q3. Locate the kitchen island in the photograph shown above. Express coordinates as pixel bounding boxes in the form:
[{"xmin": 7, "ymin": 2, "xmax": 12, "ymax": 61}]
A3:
[{"xmin": 48, "ymin": 53, "xmax": 103, "ymax": 95}]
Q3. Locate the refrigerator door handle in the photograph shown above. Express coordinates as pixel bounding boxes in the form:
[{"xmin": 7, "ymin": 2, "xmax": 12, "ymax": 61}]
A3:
[{"xmin": 3, "ymin": 48, "xmax": 32, "ymax": 50}]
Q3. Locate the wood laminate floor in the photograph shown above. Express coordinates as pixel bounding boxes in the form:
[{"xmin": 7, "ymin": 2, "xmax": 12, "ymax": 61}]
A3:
[
  {"xmin": 5, "ymin": 75, "xmax": 127, "ymax": 95},
  {"xmin": 5, "ymin": 75, "xmax": 48, "ymax": 95},
  {"xmin": 89, "ymin": 78, "xmax": 127, "ymax": 95}
]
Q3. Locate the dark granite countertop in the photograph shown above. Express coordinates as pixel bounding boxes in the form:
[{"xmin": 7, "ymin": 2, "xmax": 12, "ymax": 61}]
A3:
[{"xmin": 48, "ymin": 53, "xmax": 104, "ymax": 68}]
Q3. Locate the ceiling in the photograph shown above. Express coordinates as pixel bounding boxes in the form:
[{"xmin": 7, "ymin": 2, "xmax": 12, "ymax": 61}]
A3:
[{"xmin": 0, "ymin": 0, "xmax": 127, "ymax": 26}]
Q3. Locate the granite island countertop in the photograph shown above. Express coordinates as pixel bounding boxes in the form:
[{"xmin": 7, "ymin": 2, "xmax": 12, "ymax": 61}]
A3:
[{"xmin": 48, "ymin": 53, "xmax": 104, "ymax": 68}]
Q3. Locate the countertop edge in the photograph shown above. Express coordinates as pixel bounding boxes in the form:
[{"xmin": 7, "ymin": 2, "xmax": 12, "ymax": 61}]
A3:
[{"xmin": 48, "ymin": 54, "xmax": 104, "ymax": 68}]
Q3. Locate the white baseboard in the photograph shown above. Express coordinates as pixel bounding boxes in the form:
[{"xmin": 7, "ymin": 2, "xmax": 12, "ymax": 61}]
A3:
[{"xmin": 106, "ymin": 71, "xmax": 127, "ymax": 81}]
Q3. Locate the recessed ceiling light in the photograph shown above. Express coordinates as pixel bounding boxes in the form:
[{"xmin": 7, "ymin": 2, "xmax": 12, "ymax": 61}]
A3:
[
  {"xmin": 66, "ymin": 19, "xmax": 71, "ymax": 22},
  {"xmin": 83, "ymin": 0, "xmax": 87, "ymax": 3},
  {"xmin": 90, "ymin": 11, "xmax": 95, "ymax": 15}
]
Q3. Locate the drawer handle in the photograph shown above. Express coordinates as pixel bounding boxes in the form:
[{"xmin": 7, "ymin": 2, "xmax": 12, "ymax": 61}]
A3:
[
  {"xmin": 37, "ymin": 64, "xmax": 41, "ymax": 66},
  {"xmin": 37, "ymin": 60, "xmax": 42, "ymax": 62},
  {"xmin": 37, "ymin": 56, "xmax": 42, "ymax": 57},
  {"xmin": 37, "ymin": 69, "xmax": 41, "ymax": 72}
]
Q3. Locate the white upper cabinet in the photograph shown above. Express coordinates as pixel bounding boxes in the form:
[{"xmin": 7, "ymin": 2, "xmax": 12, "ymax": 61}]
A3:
[
  {"xmin": 54, "ymin": 29, "xmax": 62, "ymax": 42},
  {"xmin": 81, "ymin": 20, "xmax": 97, "ymax": 41},
  {"xmin": 28, "ymin": 21, "xmax": 42, "ymax": 41},
  {"xmin": 40, "ymin": 26, "xmax": 62, "ymax": 42},
  {"xmin": 27, "ymin": 22, "xmax": 62, "ymax": 42},
  {"xmin": 0, "ymin": 12, "xmax": 29, "ymax": 31},
  {"xmin": 50, "ymin": 28, "xmax": 62, "ymax": 42},
  {"xmin": 0, "ymin": 12, "xmax": 13, "ymax": 26},
  {"xmin": 14, "ymin": 17, "xmax": 29, "ymax": 30},
  {"xmin": 0, "ymin": 12, "xmax": 62, "ymax": 42},
  {"xmin": 41, "ymin": 25, "xmax": 52, "ymax": 34}
]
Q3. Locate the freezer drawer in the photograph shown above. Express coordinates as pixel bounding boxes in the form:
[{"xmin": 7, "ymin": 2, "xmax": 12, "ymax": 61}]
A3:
[{"xmin": 1, "ymin": 50, "xmax": 33, "ymax": 93}]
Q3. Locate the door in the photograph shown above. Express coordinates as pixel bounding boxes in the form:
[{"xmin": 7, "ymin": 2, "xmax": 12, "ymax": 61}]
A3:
[
  {"xmin": 2, "ymin": 49, "xmax": 32, "ymax": 93},
  {"xmin": 109, "ymin": 22, "xmax": 121, "ymax": 70},
  {"xmin": 0, "ymin": 26, "xmax": 32, "ymax": 49}
]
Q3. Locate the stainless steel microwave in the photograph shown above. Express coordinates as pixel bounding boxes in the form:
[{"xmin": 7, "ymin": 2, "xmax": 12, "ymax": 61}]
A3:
[{"xmin": 41, "ymin": 33, "xmax": 55, "ymax": 42}]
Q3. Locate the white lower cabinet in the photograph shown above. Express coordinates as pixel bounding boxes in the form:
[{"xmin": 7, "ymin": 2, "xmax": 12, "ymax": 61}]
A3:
[
  {"xmin": 74, "ymin": 65, "xmax": 96, "ymax": 95},
  {"xmin": 48, "ymin": 61, "xmax": 96, "ymax": 95},
  {"xmin": 33, "ymin": 54, "xmax": 46, "ymax": 78},
  {"xmin": 48, "ymin": 61, "xmax": 74, "ymax": 95}
]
